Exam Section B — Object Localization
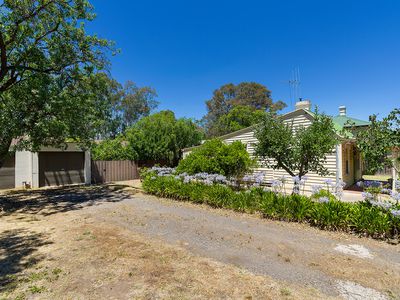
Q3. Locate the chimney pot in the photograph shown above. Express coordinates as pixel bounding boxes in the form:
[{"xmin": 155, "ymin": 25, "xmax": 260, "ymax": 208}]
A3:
[
  {"xmin": 339, "ymin": 106, "xmax": 346, "ymax": 116},
  {"xmin": 295, "ymin": 99, "xmax": 311, "ymax": 111}
]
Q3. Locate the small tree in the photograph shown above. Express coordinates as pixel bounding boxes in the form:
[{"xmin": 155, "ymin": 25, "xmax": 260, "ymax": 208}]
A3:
[
  {"xmin": 254, "ymin": 111, "xmax": 338, "ymax": 193},
  {"xmin": 355, "ymin": 108, "xmax": 399, "ymax": 178}
]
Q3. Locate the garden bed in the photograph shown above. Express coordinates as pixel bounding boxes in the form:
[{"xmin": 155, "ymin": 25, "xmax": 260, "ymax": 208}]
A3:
[{"xmin": 142, "ymin": 169, "xmax": 400, "ymax": 241}]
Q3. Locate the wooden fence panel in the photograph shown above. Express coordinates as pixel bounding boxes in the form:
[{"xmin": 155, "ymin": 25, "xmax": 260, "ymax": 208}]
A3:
[{"xmin": 91, "ymin": 160, "xmax": 139, "ymax": 183}]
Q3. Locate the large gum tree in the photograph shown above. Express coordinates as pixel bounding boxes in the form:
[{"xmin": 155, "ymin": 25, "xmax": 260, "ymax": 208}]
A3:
[{"xmin": 0, "ymin": 0, "xmax": 114, "ymax": 167}]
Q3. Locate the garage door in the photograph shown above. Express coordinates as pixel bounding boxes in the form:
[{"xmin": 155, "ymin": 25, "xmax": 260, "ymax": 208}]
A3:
[
  {"xmin": 0, "ymin": 154, "xmax": 15, "ymax": 189},
  {"xmin": 39, "ymin": 152, "xmax": 85, "ymax": 187}
]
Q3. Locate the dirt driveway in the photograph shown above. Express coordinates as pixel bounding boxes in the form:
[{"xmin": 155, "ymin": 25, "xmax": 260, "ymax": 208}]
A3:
[{"xmin": 0, "ymin": 185, "xmax": 399, "ymax": 299}]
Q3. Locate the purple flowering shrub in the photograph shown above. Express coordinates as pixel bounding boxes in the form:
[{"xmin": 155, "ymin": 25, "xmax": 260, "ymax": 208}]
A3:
[
  {"xmin": 146, "ymin": 166, "xmax": 230, "ymax": 186},
  {"xmin": 310, "ymin": 180, "xmax": 346, "ymax": 201},
  {"xmin": 356, "ymin": 180, "xmax": 394, "ymax": 199},
  {"xmin": 241, "ymin": 172, "xmax": 265, "ymax": 188},
  {"xmin": 358, "ymin": 179, "xmax": 400, "ymax": 209}
]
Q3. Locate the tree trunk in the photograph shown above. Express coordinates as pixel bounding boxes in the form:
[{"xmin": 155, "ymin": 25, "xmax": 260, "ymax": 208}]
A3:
[
  {"xmin": 292, "ymin": 181, "xmax": 300, "ymax": 194},
  {"xmin": 0, "ymin": 138, "xmax": 12, "ymax": 169}
]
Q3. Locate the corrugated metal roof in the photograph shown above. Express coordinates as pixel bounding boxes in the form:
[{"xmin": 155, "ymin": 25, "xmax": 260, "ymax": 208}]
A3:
[{"xmin": 332, "ymin": 115, "xmax": 370, "ymax": 128}]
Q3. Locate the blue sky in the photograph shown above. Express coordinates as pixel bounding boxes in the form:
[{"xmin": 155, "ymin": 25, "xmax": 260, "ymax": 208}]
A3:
[{"xmin": 89, "ymin": 0, "xmax": 400, "ymax": 121}]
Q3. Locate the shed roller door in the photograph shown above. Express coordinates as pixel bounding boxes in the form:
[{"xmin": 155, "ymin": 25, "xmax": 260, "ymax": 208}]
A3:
[
  {"xmin": 39, "ymin": 152, "xmax": 84, "ymax": 187},
  {"xmin": 0, "ymin": 154, "xmax": 15, "ymax": 189}
]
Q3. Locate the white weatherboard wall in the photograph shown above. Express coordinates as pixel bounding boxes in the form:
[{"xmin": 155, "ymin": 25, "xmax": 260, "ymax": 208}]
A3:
[
  {"xmin": 15, "ymin": 151, "xmax": 33, "ymax": 188},
  {"xmin": 84, "ymin": 151, "xmax": 91, "ymax": 185},
  {"xmin": 222, "ymin": 110, "xmax": 338, "ymax": 193}
]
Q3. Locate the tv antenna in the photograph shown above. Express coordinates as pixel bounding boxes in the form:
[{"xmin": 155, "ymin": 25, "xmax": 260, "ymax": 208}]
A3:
[{"xmin": 288, "ymin": 67, "xmax": 301, "ymax": 108}]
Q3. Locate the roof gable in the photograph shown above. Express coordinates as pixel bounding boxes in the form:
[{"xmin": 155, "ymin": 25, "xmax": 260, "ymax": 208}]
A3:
[
  {"xmin": 182, "ymin": 108, "xmax": 370, "ymax": 152},
  {"xmin": 280, "ymin": 108, "xmax": 315, "ymax": 122}
]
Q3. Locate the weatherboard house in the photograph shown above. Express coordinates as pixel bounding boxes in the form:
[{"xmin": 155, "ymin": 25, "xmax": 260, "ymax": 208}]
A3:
[{"xmin": 182, "ymin": 100, "xmax": 372, "ymax": 193}]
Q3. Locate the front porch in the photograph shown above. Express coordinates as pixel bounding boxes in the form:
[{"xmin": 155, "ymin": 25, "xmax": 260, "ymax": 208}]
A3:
[
  {"xmin": 340, "ymin": 142, "xmax": 398, "ymax": 193},
  {"xmin": 340, "ymin": 141, "xmax": 363, "ymax": 188}
]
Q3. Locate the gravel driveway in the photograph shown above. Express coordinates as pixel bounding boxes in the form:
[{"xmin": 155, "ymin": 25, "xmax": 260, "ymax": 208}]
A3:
[
  {"xmin": 89, "ymin": 192, "xmax": 400, "ymax": 299},
  {"xmin": 1, "ymin": 186, "xmax": 399, "ymax": 299}
]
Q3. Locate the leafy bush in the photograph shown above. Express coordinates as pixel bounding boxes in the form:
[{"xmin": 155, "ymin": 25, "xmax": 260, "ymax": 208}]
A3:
[
  {"xmin": 142, "ymin": 171, "xmax": 400, "ymax": 241},
  {"xmin": 176, "ymin": 139, "xmax": 255, "ymax": 178},
  {"xmin": 91, "ymin": 138, "xmax": 137, "ymax": 160},
  {"xmin": 125, "ymin": 110, "xmax": 203, "ymax": 165}
]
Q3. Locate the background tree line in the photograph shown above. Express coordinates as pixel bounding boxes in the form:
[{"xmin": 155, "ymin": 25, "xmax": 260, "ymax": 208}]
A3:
[
  {"xmin": 0, "ymin": 0, "xmax": 288, "ymax": 166},
  {"xmin": 1, "ymin": 0, "xmax": 396, "ymax": 174}
]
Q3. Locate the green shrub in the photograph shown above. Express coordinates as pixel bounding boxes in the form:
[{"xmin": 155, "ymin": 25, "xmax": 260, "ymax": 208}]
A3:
[
  {"xmin": 176, "ymin": 139, "xmax": 255, "ymax": 178},
  {"xmin": 91, "ymin": 138, "xmax": 137, "ymax": 161},
  {"xmin": 125, "ymin": 110, "xmax": 204, "ymax": 164},
  {"xmin": 142, "ymin": 173, "xmax": 400, "ymax": 241},
  {"xmin": 258, "ymin": 193, "xmax": 313, "ymax": 221},
  {"xmin": 350, "ymin": 203, "xmax": 392, "ymax": 237},
  {"xmin": 310, "ymin": 189, "xmax": 336, "ymax": 201},
  {"xmin": 310, "ymin": 200, "xmax": 352, "ymax": 230}
]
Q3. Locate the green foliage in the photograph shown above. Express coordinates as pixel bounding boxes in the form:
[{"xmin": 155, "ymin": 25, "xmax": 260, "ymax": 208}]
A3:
[
  {"xmin": 310, "ymin": 200, "xmax": 352, "ymax": 230},
  {"xmin": 125, "ymin": 111, "xmax": 203, "ymax": 164},
  {"xmin": 91, "ymin": 137, "xmax": 137, "ymax": 161},
  {"xmin": 104, "ymin": 80, "xmax": 159, "ymax": 137},
  {"xmin": 254, "ymin": 110, "xmax": 338, "ymax": 192},
  {"xmin": 142, "ymin": 174, "xmax": 400, "ymax": 240},
  {"xmin": 176, "ymin": 139, "xmax": 255, "ymax": 178},
  {"xmin": 213, "ymin": 105, "xmax": 266, "ymax": 136},
  {"xmin": 0, "ymin": 72, "xmax": 114, "ymax": 166},
  {"xmin": 0, "ymin": 0, "xmax": 112, "ymax": 92},
  {"xmin": 310, "ymin": 189, "xmax": 337, "ymax": 201},
  {"xmin": 355, "ymin": 109, "xmax": 400, "ymax": 174},
  {"xmin": 258, "ymin": 192, "xmax": 312, "ymax": 221},
  {"xmin": 204, "ymin": 82, "xmax": 286, "ymax": 137},
  {"xmin": 0, "ymin": 0, "xmax": 113, "ymax": 166},
  {"xmin": 350, "ymin": 203, "xmax": 392, "ymax": 236}
]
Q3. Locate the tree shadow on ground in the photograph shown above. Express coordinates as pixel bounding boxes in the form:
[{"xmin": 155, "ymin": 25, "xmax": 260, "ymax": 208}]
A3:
[
  {"xmin": 0, "ymin": 229, "xmax": 51, "ymax": 293},
  {"xmin": 0, "ymin": 185, "xmax": 132, "ymax": 217}
]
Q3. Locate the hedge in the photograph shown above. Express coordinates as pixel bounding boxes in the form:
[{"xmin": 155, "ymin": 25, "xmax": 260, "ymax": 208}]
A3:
[{"xmin": 142, "ymin": 173, "xmax": 400, "ymax": 240}]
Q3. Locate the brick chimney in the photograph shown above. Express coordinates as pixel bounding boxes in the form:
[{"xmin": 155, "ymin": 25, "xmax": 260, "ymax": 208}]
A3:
[
  {"xmin": 339, "ymin": 106, "xmax": 346, "ymax": 116},
  {"xmin": 295, "ymin": 99, "xmax": 311, "ymax": 111}
]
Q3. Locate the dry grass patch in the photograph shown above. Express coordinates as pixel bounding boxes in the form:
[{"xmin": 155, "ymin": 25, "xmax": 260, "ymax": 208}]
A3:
[{"xmin": 1, "ymin": 213, "xmax": 329, "ymax": 300}]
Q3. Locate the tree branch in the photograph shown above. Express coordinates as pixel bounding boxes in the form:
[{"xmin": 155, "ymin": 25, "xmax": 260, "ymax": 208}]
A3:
[
  {"xmin": 0, "ymin": 76, "xmax": 18, "ymax": 92},
  {"xmin": 276, "ymin": 158, "xmax": 295, "ymax": 177},
  {"xmin": 5, "ymin": 0, "xmax": 58, "ymax": 46},
  {"xmin": 0, "ymin": 32, "xmax": 8, "ymax": 82}
]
